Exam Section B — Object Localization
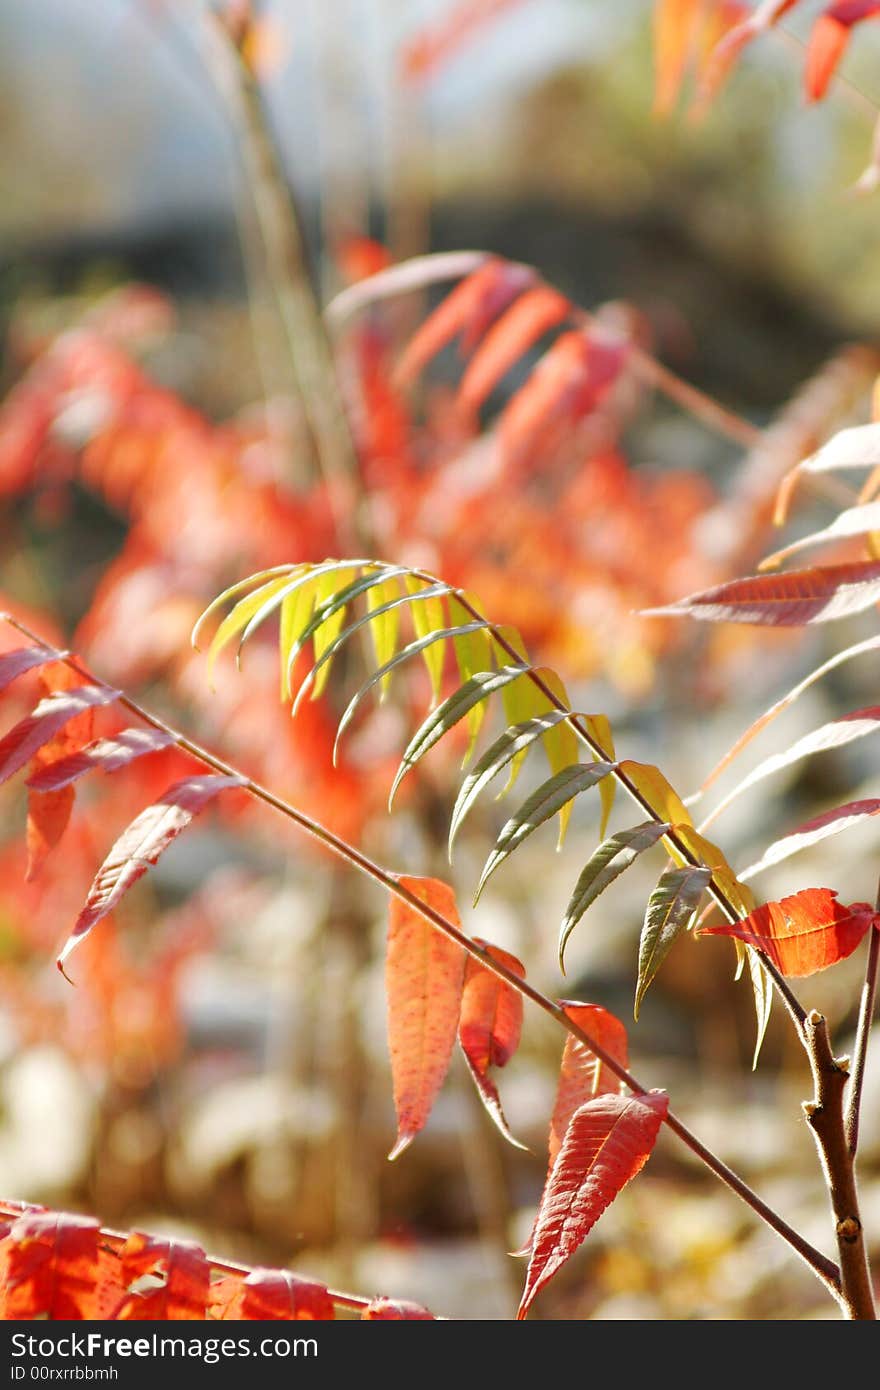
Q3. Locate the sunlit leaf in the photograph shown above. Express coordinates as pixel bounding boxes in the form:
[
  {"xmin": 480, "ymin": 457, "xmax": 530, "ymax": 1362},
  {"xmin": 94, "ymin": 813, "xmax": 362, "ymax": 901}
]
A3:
[
  {"xmin": 699, "ymin": 887, "xmax": 876, "ymax": 976},
  {"xmin": 558, "ymin": 822, "xmax": 670, "ymax": 973},
  {"xmin": 636, "ymin": 866, "xmax": 711, "ymax": 1018},
  {"xmin": 517, "ymin": 1091, "xmax": 668, "ymax": 1319},
  {"xmin": 386, "ymin": 877, "xmax": 467, "ymax": 1160},
  {"xmin": 459, "ymin": 939, "xmax": 527, "ymax": 1149}
]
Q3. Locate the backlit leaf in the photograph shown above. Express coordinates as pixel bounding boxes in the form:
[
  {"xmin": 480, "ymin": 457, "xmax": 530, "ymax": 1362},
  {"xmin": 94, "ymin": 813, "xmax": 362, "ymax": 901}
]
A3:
[
  {"xmin": 644, "ymin": 561, "xmax": 880, "ymax": 626},
  {"xmin": 636, "ymin": 866, "xmax": 712, "ymax": 1017},
  {"xmin": 475, "ymin": 762, "xmax": 615, "ymax": 902},
  {"xmin": 114, "ymin": 1232, "xmax": 210, "ymax": 1321},
  {"xmin": 558, "ymin": 822, "xmax": 670, "ymax": 973},
  {"xmin": 517, "ymin": 1091, "xmax": 668, "ymax": 1319},
  {"xmin": 2, "ymin": 1212, "xmax": 100, "ymax": 1320},
  {"xmin": 549, "ymin": 1003, "xmax": 629, "ymax": 1165},
  {"xmin": 458, "ymin": 939, "xmax": 527, "ymax": 1149},
  {"xmin": 26, "ymin": 727, "xmax": 178, "ymax": 792},
  {"xmin": 0, "ymin": 684, "xmax": 120, "ymax": 789},
  {"xmin": 699, "ymin": 887, "xmax": 876, "ymax": 976},
  {"xmin": 741, "ymin": 798, "xmax": 880, "ymax": 880},
  {"xmin": 57, "ymin": 774, "xmax": 246, "ymax": 975},
  {"xmin": 386, "ymin": 877, "xmax": 467, "ymax": 1160}
]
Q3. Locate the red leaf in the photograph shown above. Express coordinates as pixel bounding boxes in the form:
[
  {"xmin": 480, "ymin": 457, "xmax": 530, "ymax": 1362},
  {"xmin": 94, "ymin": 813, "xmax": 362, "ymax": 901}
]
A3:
[
  {"xmin": 498, "ymin": 331, "xmax": 626, "ymax": 473},
  {"xmin": 3, "ymin": 1212, "xmax": 100, "ymax": 1319},
  {"xmin": 549, "ymin": 1002, "xmax": 629, "ymax": 1165},
  {"xmin": 212, "ymin": 1269, "xmax": 335, "ymax": 1320},
  {"xmin": 518, "ymin": 1091, "xmax": 668, "ymax": 1319},
  {"xmin": 644, "ymin": 560, "xmax": 880, "ymax": 626},
  {"xmin": 115, "ymin": 1232, "xmax": 210, "ymax": 1320},
  {"xmin": 27, "ymin": 726, "xmax": 178, "ymax": 792},
  {"xmin": 57, "ymin": 774, "xmax": 246, "ymax": 975},
  {"xmin": 458, "ymin": 938, "xmax": 526, "ymax": 1147},
  {"xmin": 457, "ymin": 286, "xmax": 571, "ymax": 415},
  {"xmin": 362, "ymin": 1296, "xmax": 435, "ymax": 1319},
  {"xmin": 0, "ymin": 645, "xmax": 64, "ymax": 694},
  {"xmin": 394, "ymin": 261, "xmax": 533, "ymax": 388},
  {"xmin": 805, "ymin": 4, "xmax": 880, "ymax": 102},
  {"xmin": 386, "ymin": 876, "xmax": 468, "ymax": 1159},
  {"xmin": 25, "ymin": 665, "xmax": 103, "ymax": 879},
  {"xmin": 401, "ymin": 0, "xmax": 526, "ymax": 85},
  {"xmin": 696, "ymin": 1, "xmax": 797, "ymax": 109},
  {"xmin": 0, "ymin": 683, "xmax": 119, "ymax": 788},
  {"xmin": 699, "ymin": 887, "xmax": 875, "ymax": 976},
  {"xmin": 742, "ymin": 797, "xmax": 880, "ymax": 879}
]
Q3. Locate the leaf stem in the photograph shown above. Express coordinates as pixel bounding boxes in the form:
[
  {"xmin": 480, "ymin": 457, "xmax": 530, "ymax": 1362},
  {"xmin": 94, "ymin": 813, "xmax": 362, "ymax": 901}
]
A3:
[{"xmin": 1, "ymin": 614, "xmax": 841, "ymax": 1305}]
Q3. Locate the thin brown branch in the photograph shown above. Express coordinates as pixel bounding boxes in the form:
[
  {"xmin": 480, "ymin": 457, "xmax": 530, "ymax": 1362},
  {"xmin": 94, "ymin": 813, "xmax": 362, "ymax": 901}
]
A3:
[
  {"xmin": 845, "ymin": 912, "xmax": 880, "ymax": 1157},
  {"xmin": 0, "ymin": 614, "xmax": 841, "ymax": 1305},
  {"xmin": 802, "ymin": 1011, "xmax": 876, "ymax": 1319}
]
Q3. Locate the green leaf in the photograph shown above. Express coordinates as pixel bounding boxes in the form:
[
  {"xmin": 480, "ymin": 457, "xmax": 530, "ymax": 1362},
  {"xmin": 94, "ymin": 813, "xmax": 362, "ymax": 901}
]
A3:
[
  {"xmin": 390, "ymin": 665, "xmax": 535, "ymax": 809},
  {"xmin": 191, "ymin": 565, "xmax": 296, "ymax": 653},
  {"xmin": 333, "ymin": 621, "xmax": 490, "ymax": 765},
  {"xmin": 309, "ymin": 568, "xmax": 356, "ymax": 697},
  {"xmin": 287, "ymin": 567, "xmax": 431, "ymax": 712},
  {"xmin": 367, "ymin": 577, "xmax": 404, "ymax": 699},
  {"xmin": 558, "ymin": 821, "xmax": 670, "ymax": 973},
  {"xmin": 450, "ymin": 593, "xmax": 494, "ymax": 763},
  {"xmin": 475, "ymin": 762, "xmax": 615, "ymax": 904},
  {"xmin": 635, "ymin": 866, "xmax": 712, "ymax": 1018},
  {"xmin": 405, "ymin": 575, "xmax": 449, "ymax": 703},
  {"xmin": 583, "ymin": 714, "xmax": 616, "ymax": 837},
  {"xmin": 449, "ymin": 712, "xmax": 575, "ymax": 860},
  {"xmin": 535, "ymin": 670, "xmax": 580, "ymax": 849},
  {"xmin": 204, "ymin": 572, "xmax": 302, "ymax": 685},
  {"xmin": 280, "ymin": 581, "xmax": 316, "ymax": 701}
]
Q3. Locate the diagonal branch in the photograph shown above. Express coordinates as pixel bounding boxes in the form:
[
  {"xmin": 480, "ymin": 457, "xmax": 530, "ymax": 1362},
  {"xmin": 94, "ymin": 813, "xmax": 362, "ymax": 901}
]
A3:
[{"xmin": 0, "ymin": 613, "xmax": 841, "ymax": 1306}]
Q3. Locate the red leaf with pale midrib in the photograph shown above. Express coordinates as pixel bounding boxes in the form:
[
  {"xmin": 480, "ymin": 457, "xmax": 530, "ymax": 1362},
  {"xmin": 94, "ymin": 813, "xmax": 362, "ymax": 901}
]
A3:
[
  {"xmin": 0, "ymin": 684, "xmax": 120, "ymax": 788},
  {"xmin": 394, "ymin": 261, "xmax": 533, "ymax": 387},
  {"xmin": 0, "ymin": 645, "xmax": 64, "ymax": 694},
  {"xmin": 644, "ymin": 560, "xmax": 880, "ymax": 626},
  {"xmin": 57, "ymin": 774, "xmax": 245, "ymax": 975},
  {"xmin": 698, "ymin": 887, "xmax": 876, "ymax": 977},
  {"xmin": 386, "ymin": 876, "xmax": 468, "ymax": 1160},
  {"xmin": 25, "ymin": 665, "xmax": 104, "ymax": 880},
  {"xmin": 517, "ymin": 1091, "xmax": 668, "ymax": 1320},
  {"xmin": 27, "ymin": 726, "xmax": 178, "ymax": 792}
]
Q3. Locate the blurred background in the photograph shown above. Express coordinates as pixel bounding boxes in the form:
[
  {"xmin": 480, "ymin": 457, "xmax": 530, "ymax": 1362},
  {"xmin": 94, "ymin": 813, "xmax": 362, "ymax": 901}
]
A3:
[{"xmin": 1, "ymin": 0, "xmax": 880, "ymax": 1320}]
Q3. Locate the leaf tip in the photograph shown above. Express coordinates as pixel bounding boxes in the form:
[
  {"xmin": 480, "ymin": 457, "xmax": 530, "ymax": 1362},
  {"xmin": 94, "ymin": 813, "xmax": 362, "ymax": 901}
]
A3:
[{"xmin": 387, "ymin": 1132, "xmax": 415, "ymax": 1162}]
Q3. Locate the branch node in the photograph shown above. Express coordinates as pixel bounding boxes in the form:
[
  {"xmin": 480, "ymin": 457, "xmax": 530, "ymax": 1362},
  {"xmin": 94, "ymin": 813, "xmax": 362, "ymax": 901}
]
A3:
[{"xmin": 836, "ymin": 1217, "xmax": 862, "ymax": 1244}]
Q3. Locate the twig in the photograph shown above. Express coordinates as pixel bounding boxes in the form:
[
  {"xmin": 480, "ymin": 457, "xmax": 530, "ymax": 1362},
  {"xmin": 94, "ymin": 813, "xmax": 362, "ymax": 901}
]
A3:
[
  {"xmin": 845, "ymin": 905, "xmax": 880, "ymax": 1157},
  {"xmin": 0, "ymin": 614, "xmax": 841, "ymax": 1305},
  {"xmin": 802, "ymin": 1011, "xmax": 876, "ymax": 1319}
]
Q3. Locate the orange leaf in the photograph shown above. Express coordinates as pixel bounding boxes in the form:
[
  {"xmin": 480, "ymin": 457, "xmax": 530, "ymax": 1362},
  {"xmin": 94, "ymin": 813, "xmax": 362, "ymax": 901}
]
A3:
[
  {"xmin": 698, "ymin": 887, "xmax": 876, "ymax": 976},
  {"xmin": 458, "ymin": 939, "xmax": 526, "ymax": 1147},
  {"xmin": 549, "ymin": 1002, "xmax": 629, "ymax": 1165},
  {"xmin": 115, "ymin": 1232, "xmax": 210, "ymax": 1320},
  {"xmin": 644, "ymin": 560, "xmax": 880, "ymax": 626},
  {"xmin": 2, "ymin": 1212, "xmax": 100, "ymax": 1319},
  {"xmin": 386, "ymin": 876, "xmax": 468, "ymax": 1159},
  {"xmin": 394, "ymin": 261, "xmax": 533, "ymax": 388},
  {"xmin": 804, "ymin": 4, "xmax": 880, "ymax": 103},
  {"xmin": 362, "ymin": 1296, "xmax": 435, "ymax": 1319},
  {"xmin": 498, "ymin": 331, "xmax": 626, "ymax": 473},
  {"xmin": 696, "ymin": 1, "xmax": 796, "ymax": 110},
  {"xmin": 517, "ymin": 1091, "xmax": 668, "ymax": 1319},
  {"xmin": 57, "ymin": 774, "xmax": 246, "ymax": 975},
  {"xmin": 457, "ymin": 286, "xmax": 571, "ymax": 415},
  {"xmin": 653, "ymin": 0, "xmax": 701, "ymax": 113}
]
